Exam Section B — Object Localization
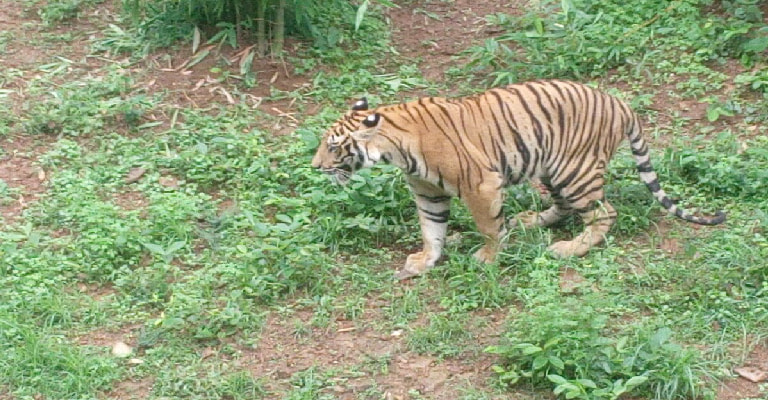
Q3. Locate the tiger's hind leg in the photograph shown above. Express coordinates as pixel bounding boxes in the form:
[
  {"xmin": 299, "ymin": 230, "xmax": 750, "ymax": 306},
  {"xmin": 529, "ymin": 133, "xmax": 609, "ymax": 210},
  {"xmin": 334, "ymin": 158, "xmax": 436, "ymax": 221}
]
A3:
[
  {"xmin": 513, "ymin": 205, "xmax": 568, "ymax": 229},
  {"xmin": 547, "ymin": 177, "xmax": 617, "ymax": 258},
  {"xmin": 512, "ymin": 180, "xmax": 568, "ymax": 229},
  {"xmin": 548, "ymin": 201, "xmax": 616, "ymax": 257}
]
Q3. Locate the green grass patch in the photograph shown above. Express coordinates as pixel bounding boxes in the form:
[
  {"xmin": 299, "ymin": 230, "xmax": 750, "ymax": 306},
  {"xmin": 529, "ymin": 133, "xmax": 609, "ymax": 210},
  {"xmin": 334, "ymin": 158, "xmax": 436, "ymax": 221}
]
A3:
[
  {"xmin": 0, "ymin": 311, "xmax": 122, "ymax": 398},
  {"xmin": 465, "ymin": 0, "xmax": 767, "ymax": 84}
]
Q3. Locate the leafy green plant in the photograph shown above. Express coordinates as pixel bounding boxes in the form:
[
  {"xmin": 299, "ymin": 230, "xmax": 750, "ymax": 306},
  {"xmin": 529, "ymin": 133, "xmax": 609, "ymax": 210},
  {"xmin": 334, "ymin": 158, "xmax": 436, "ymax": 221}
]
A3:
[
  {"xmin": 151, "ymin": 360, "xmax": 267, "ymax": 399},
  {"xmin": 286, "ymin": 367, "xmax": 334, "ymax": 400},
  {"xmin": 487, "ymin": 296, "xmax": 713, "ymax": 399},
  {"xmin": 23, "ymin": 67, "xmax": 155, "ymax": 136},
  {"xmin": 0, "ymin": 180, "xmax": 20, "ymax": 206},
  {"xmin": 118, "ymin": 0, "xmax": 388, "ymax": 57},
  {"xmin": 735, "ymin": 66, "xmax": 768, "ymax": 94},
  {"xmin": 465, "ymin": 0, "xmax": 766, "ymax": 84},
  {"xmin": 664, "ymin": 133, "xmax": 768, "ymax": 199},
  {"xmin": 38, "ymin": 0, "xmax": 106, "ymax": 25}
]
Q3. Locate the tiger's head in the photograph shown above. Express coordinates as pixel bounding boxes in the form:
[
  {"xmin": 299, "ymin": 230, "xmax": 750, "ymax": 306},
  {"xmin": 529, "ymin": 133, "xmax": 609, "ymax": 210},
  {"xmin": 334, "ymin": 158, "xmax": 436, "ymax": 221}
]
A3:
[{"xmin": 311, "ymin": 97, "xmax": 383, "ymax": 185}]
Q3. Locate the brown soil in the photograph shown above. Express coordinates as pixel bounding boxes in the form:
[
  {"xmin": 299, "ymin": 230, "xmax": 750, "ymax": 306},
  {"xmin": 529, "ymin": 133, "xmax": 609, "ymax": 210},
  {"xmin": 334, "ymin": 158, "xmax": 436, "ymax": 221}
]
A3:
[
  {"xmin": 0, "ymin": 136, "xmax": 48, "ymax": 222},
  {"xmin": 387, "ymin": 0, "xmax": 524, "ymax": 84},
  {"xmin": 138, "ymin": 43, "xmax": 309, "ymax": 135},
  {"xmin": 236, "ymin": 306, "xmax": 509, "ymax": 399},
  {"xmin": 717, "ymin": 341, "xmax": 768, "ymax": 400}
]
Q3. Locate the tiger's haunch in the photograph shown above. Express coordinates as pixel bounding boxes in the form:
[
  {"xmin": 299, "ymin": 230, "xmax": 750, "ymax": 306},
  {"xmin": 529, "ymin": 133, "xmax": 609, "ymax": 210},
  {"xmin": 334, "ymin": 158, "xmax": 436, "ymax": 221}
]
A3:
[{"xmin": 311, "ymin": 80, "xmax": 725, "ymax": 280}]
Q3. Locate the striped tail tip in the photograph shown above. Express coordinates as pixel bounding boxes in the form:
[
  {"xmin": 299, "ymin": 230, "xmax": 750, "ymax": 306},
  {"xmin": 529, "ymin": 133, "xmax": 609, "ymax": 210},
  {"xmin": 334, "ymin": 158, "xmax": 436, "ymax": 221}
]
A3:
[
  {"xmin": 678, "ymin": 209, "xmax": 726, "ymax": 226},
  {"xmin": 700, "ymin": 210, "xmax": 726, "ymax": 225}
]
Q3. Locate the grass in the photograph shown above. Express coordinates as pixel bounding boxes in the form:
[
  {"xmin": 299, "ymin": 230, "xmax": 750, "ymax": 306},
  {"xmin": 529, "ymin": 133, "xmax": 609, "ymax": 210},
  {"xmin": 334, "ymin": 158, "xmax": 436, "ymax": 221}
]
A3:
[{"xmin": 0, "ymin": 0, "xmax": 767, "ymax": 399}]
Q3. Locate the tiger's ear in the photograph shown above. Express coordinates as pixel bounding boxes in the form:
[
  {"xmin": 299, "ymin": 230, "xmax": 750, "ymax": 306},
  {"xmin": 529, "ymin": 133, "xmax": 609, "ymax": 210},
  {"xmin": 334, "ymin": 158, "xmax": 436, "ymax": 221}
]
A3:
[
  {"xmin": 351, "ymin": 97, "xmax": 368, "ymax": 111},
  {"xmin": 352, "ymin": 113, "xmax": 380, "ymax": 141}
]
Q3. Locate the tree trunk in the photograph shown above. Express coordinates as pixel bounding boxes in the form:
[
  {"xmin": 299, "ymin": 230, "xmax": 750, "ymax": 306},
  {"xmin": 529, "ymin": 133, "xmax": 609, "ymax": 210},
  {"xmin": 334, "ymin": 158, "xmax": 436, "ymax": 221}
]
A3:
[
  {"xmin": 272, "ymin": 0, "xmax": 286, "ymax": 57},
  {"xmin": 256, "ymin": 0, "xmax": 268, "ymax": 56}
]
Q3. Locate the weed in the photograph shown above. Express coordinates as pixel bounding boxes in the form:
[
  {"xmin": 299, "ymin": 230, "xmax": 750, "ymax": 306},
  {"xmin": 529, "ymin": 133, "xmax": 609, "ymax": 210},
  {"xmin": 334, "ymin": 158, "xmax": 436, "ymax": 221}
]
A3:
[
  {"xmin": 38, "ymin": 0, "xmax": 106, "ymax": 25},
  {"xmin": 663, "ymin": 132, "xmax": 768, "ymax": 200},
  {"xmin": 23, "ymin": 66, "xmax": 156, "ymax": 136},
  {"xmin": 0, "ymin": 311, "xmax": 122, "ymax": 398},
  {"xmin": 0, "ymin": 180, "xmax": 20, "ymax": 206},
  {"xmin": 407, "ymin": 312, "xmax": 472, "ymax": 358},
  {"xmin": 465, "ymin": 0, "xmax": 765, "ymax": 84},
  {"xmin": 487, "ymin": 295, "xmax": 714, "ymax": 399},
  {"xmin": 286, "ymin": 367, "xmax": 335, "ymax": 400},
  {"xmin": 151, "ymin": 361, "xmax": 267, "ymax": 399}
]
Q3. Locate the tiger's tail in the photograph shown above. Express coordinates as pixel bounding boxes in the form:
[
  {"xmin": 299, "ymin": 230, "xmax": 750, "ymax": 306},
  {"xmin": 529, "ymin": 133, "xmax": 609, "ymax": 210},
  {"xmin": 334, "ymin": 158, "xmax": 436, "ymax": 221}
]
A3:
[{"xmin": 625, "ymin": 115, "xmax": 726, "ymax": 226}]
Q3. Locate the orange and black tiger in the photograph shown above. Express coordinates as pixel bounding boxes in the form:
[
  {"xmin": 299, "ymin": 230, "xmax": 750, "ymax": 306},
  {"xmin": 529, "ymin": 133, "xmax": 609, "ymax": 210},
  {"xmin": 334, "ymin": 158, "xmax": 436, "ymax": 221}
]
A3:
[{"xmin": 311, "ymin": 80, "xmax": 725, "ymax": 280}]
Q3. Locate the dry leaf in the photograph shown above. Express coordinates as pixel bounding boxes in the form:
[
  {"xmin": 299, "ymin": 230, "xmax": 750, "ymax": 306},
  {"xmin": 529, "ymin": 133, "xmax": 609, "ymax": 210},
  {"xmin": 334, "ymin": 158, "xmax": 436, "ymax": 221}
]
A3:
[
  {"xmin": 192, "ymin": 26, "xmax": 201, "ymax": 54},
  {"xmin": 201, "ymin": 347, "xmax": 216, "ymax": 360},
  {"xmin": 192, "ymin": 78, "xmax": 206, "ymax": 91},
  {"xmin": 211, "ymin": 87, "xmax": 235, "ymax": 104}
]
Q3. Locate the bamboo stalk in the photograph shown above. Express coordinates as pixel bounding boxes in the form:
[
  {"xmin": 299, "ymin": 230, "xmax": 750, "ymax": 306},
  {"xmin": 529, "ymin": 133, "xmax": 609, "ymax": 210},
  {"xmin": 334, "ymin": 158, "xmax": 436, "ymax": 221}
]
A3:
[
  {"xmin": 272, "ymin": 0, "xmax": 286, "ymax": 57},
  {"xmin": 256, "ymin": 0, "xmax": 268, "ymax": 56}
]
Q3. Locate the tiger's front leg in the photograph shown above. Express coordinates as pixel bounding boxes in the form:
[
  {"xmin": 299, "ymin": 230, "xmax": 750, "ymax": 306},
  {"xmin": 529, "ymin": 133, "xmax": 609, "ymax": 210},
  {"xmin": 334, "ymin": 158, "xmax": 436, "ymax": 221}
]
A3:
[
  {"xmin": 395, "ymin": 177, "xmax": 451, "ymax": 280},
  {"xmin": 464, "ymin": 176, "xmax": 507, "ymax": 264}
]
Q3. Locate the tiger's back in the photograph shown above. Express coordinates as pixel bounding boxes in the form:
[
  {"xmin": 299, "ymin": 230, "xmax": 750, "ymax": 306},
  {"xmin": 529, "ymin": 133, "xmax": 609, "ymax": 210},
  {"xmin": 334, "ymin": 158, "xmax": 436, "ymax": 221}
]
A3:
[
  {"xmin": 312, "ymin": 80, "xmax": 724, "ymax": 280},
  {"xmin": 382, "ymin": 80, "xmax": 632, "ymax": 198}
]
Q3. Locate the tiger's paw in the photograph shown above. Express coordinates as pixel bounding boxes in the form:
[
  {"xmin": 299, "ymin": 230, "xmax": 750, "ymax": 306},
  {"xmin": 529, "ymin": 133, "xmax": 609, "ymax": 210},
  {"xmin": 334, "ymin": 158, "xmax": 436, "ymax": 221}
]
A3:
[
  {"xmin": 511, "ymin": 210, "xmax": 540, "ymax": 228},
  {"xmin": 532, "ymin": 182, "xmax": 552, "ymax": 204},
  {"xmin": 473, "ymin": 246, "xmax": 498, "ymax": 264},
  {"xmin": 394, "ymin": 268, "xmax": 422, "ymax": 280},
  {"xmin": 548, "ymin": 240, "xmax": 589, "ymax": 258},
  {"xmin": 395, "ymin": 252, "xmax": 435, "ymax": 281}
]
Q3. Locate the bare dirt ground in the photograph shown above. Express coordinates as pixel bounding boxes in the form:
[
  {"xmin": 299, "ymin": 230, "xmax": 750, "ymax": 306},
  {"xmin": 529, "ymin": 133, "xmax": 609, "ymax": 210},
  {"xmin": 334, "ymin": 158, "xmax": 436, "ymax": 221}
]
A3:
[
  {"xmin": 387, "ymin": 1, "xmax": 525, "ymax": 83},
  {"xmin": 234, "ymin": 306, "xmax": 509, "ymax": 398},
  {"xmin": 1, "ymin": 0, "xmax": 766, "ymax": 399}
]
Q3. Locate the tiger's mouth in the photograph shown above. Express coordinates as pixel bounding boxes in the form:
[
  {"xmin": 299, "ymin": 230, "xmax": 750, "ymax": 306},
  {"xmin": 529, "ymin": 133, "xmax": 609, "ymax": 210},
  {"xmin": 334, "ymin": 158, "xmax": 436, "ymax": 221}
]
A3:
[{"xmin": 320, "ymin": 167, "xmax": 352, "ymax": 185}]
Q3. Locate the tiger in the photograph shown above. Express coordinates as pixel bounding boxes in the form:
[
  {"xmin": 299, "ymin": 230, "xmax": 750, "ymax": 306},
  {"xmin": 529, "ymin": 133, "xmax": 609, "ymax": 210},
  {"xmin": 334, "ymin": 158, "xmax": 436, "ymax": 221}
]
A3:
[{"xmin": 311, "ymin": 80, "xmax": 725, "ymax": 280}]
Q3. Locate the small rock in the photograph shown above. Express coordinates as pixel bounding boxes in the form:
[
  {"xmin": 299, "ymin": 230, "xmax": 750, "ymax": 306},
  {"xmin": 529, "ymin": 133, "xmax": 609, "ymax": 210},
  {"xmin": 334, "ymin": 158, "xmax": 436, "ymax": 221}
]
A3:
[
  {"xmin": 125, "ymin": 167, "xmax": 146, "ymax": 184},
  {"xmin": 559, "ymin": 267, "xmax": 587, "ymax": 294},
  {"xmin": 112, "ymin": 341, "xmax": 133, "ymax": 358},
  {"xmin": 734, "ymin": 366, "xmax": 768, "ymax": 383},
  {"xmin": 424, "ymin": 370, "xmax": 450, "ymax": 392},
  {"xmin": 127, "ymin": 358, "xmax": 144, "ymax": 365},
  {"xmin": 330, "ymin": 385, "xmax": 347, "ymax": 394},
  {"xmin": 159, "ymin": 176, "xmax": 179, "ymax": 189}
]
